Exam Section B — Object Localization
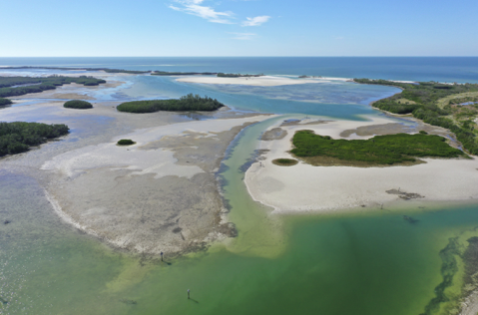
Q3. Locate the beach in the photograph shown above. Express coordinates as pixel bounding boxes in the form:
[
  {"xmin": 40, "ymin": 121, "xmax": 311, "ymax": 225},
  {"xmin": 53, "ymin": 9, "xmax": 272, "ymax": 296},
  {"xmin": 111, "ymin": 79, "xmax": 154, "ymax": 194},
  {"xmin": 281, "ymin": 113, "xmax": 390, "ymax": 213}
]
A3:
[
  {"xmin": 176, "ymin": 75, "xmax": 350, "ymax": 86},
  {"xmin": 245, "ymin": 115, "xmax": 478, "ymax": 213}
]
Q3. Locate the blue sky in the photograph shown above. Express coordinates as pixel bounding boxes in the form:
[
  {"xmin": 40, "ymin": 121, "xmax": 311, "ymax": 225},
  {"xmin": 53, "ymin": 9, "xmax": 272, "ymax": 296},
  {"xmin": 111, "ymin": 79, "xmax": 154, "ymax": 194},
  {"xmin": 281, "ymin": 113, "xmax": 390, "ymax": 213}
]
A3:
[{"xmin": 1, "ymin": 0, "xmax": 477, "ymax": 56}]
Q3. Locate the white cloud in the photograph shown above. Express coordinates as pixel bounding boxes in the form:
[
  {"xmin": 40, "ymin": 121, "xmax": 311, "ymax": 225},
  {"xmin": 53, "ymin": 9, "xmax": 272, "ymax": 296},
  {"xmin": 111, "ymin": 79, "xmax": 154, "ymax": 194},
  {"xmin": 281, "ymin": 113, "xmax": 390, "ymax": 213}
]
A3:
[
  {"xmin": 229, "ymin": 32, "xmax": 257, "ymax": 40},
  {"xmin": 169, "ymin": 0, "xmax": 234, "ymax": 24},
  {"xmin": 242, "ymin": 15, "xmax": 270, "ymax": 26}
]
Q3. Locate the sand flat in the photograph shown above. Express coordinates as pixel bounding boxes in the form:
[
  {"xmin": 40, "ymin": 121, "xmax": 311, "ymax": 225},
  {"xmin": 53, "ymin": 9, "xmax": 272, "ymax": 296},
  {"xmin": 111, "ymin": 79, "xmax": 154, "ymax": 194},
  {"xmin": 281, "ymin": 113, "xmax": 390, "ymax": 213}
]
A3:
[
  {"xmin": 176, "ymin": 75, "xmax": 333, "ymax": 86},
  {"xmin": 41, "ymin": 114, "xmax": 272, "ymax": 255},
  {"xmin": 245, "ymin": 116, "xmax": 478, "ymax": 213}
]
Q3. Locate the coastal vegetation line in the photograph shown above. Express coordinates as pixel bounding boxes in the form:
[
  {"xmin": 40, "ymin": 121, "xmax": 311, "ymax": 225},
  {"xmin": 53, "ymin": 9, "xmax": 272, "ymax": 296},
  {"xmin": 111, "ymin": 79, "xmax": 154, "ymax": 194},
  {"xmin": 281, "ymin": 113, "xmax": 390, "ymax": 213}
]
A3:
[
  {"xmin": 0, "ymin": 76, "xmax": 106, "ymax": 100},
  {"xmin": 0, "ymin": 122, "xmax": 69, "ymax": 157},
  {"xmin": 291, "ymin": 130, "xmax": 464, "ymax": 166},
  {"xmin": 355, "ymin": 79, "xmax": 478, "ymax": 155},
  {"xmin": 1, "ymin": 66, "xmax": 263, "ymax": 78},
  {"xmin": 117, "ymin": 94, "xmax": 224, "ymax": 113}
]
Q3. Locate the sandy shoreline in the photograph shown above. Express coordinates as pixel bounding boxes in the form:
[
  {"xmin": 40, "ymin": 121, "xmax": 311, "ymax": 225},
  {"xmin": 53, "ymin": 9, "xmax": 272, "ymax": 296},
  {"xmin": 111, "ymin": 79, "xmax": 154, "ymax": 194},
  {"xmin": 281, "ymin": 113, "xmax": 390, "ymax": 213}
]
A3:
[
  {"xmin": 176, "ymin": 75, "xmax": 350, "ymax": 87},
  {"xmin": 244, "ymin": 115, "xmax": 478, "ymax": 214}
]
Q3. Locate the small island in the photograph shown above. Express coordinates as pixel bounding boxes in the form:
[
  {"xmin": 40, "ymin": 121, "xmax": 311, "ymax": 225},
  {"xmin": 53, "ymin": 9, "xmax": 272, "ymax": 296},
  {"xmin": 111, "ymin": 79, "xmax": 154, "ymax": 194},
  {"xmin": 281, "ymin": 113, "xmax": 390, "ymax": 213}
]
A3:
[
  {"xmin": 151, "ymin": 71, "xmax": 218, "ymax": 76},
  {"xmin": 64, "ymin": 100, "xmax": 93, "ymax": 109},
  {"xmin": 0, "ymin": 122, "xmax": 69, "ymax": 157},
  {"xmin": 272, "ymin": 158, "xmax": 299, "ymax": 166},
  {"xmin": 217, "ymin": 73, "xmax": 263, "ymax": 78},
  {"xmin": 291, "ymin": 130, "xmax": 465, "ymax": 166},
  {"xmin": 117, "ymin": 139, "xmax": 136, "ymax": 146},
  {"xmin": 116, "ymin": 94, "xmax": 224, "ymax": 113},
  {"xmin": 0, "ymin": 98, "xmax": 12, "ymax": 106}
]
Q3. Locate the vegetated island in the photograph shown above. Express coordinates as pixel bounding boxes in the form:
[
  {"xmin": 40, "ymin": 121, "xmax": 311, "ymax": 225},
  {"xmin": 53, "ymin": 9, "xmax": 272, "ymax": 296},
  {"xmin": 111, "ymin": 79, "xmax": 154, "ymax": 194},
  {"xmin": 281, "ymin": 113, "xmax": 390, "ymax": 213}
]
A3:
[
  {"xmin": 151, "ymin": 71, "xmax": 219, "ymax": 76},
  {"xmin": 217, "ymin": 73, "xmax": 264, "ymax": 78},
  {"xmin": 117, "ymin": 139, "xmax": 135, "ymax": 146},
  {"xmin": 291, "ymin": 130, "xmax": 465, "ymax": 166},
  {"xmin": 64, "ymin": 100, "xmax": 93, "ymax": 109},
  {"xmin": 117, "ymin": 94, "xmax": 224, "ymax": 113},
  {"xmin": 0, "ymin": 122, "xmax": 69, "ymax": 157},
  {"xmin": 0, "ymin": 98, "xmax": 12, "ymax": 106},
  {"xmin": 0, "ymin": 76, "xmax": 106, "ymax": 99},
  {"xmin": 354, "ymin": 78, "xmax": 478, "ymax": 155}
]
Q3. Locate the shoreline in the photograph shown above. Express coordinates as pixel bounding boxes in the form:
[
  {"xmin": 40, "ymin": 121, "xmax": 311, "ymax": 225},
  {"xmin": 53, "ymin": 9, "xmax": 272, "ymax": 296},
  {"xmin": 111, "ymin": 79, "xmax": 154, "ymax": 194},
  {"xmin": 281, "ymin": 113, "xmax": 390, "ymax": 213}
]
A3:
[
  {"xmin": 175, "ymin": 75, "xmax": 349, "ymax": 87},
  {"xmin": 244, "ymin": 115, "xmax": 478, "ymax": 215}
]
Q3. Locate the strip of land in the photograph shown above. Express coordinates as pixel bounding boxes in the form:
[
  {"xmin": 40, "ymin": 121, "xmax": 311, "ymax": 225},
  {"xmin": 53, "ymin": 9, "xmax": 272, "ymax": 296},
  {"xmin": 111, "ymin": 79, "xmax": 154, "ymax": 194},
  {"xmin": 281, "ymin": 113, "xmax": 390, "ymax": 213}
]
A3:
[{"xmin": 176, "ymin": 75, "xmax": 332, "ymax": 87}]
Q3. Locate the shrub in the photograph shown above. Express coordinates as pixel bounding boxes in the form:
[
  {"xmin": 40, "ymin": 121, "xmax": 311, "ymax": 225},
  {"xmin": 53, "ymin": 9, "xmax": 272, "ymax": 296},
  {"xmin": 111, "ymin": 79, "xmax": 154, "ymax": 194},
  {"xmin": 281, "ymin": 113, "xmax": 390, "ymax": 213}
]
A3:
[
  {"xmin": 64, "ymin": 100, "xmax": 93, "ymax": 109},
  {"xmin": 117, "ymin": 139, "xmax": 135, "ymax": 146}
]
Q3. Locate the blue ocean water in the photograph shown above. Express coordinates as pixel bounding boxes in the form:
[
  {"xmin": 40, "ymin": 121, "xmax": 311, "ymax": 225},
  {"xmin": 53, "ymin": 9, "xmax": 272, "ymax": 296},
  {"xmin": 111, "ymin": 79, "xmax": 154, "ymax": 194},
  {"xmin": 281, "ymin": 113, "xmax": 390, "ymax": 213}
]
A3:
[{"xmin": 1, "ymin": 57, "xmax": 478, "ymax": 83}]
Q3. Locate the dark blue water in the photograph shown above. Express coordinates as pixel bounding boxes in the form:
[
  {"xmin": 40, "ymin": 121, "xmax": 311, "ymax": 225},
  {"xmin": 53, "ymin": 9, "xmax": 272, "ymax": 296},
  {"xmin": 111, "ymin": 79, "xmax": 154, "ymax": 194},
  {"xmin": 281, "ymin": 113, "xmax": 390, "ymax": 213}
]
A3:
[{"xmin": 1, "ymin": 57, "xmax": 478, "ymax": 83}]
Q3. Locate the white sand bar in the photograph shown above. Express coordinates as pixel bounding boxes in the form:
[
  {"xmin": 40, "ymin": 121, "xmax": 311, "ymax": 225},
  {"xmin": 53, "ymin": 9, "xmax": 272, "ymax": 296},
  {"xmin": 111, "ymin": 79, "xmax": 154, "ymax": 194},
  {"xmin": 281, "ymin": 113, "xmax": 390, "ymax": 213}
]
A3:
[
  {"xmin": 245, "ymin": 116, "xmax": 478, "ymax": 213},
  {"xmin": 43, "ymin": 115, "xmax": 268, "ymax": 179},
  {"xmin": 176, "ymin": 75, "xmax": 337, "ymax": 87}
]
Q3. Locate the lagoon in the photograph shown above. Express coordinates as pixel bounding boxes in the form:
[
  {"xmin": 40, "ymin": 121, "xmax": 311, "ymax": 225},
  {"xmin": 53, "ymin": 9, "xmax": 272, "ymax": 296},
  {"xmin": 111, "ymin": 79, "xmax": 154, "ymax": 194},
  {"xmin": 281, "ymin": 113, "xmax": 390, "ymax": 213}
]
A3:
[{"xmin": 1, "ymin": 57, "xmax": 478, "ymax": 314}]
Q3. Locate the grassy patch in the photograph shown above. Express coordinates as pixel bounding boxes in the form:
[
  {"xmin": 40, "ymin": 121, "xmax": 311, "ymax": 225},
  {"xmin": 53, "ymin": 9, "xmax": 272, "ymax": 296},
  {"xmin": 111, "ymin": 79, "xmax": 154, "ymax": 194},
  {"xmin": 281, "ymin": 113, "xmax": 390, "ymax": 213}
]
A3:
[
  {"xmin": 64, "ymin": 100, "xmax": 93, "ymax": 109},
  {"xmin": 354, "ymin": 78, "xmax": 478, "ymax": 155},
  {"xmin": 117, "ymin": 94, "xmax": 224, "ymax": 113},
  {"xmin": 396, "ymin": 98, "xmax": 417, "ymax": 105},
  {"xmin": 272, "ymin": 158, "xmax": 298, "ymax": 166},
  {"xmin": 117, "ymin": 139, "xmax": 135, "ymax": 146},
  {"xmin": 291, "ymin": 130, "xmax": 464, "ymax": 166}
]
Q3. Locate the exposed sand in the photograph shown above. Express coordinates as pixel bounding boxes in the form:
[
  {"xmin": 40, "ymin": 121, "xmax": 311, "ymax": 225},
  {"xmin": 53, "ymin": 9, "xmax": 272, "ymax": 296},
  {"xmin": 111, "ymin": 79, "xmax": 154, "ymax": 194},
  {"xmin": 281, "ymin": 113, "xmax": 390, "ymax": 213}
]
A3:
[
  {"xmin": 176, "ymin": 75, "xmax": 334, "ymax": 87},
  {"xmin": 245, "ymin": 116, "xmax": 478, "ymax": 213},
  {"xmin": 41, "ymin": 114, "xmax": 271, "ymax": 255}
]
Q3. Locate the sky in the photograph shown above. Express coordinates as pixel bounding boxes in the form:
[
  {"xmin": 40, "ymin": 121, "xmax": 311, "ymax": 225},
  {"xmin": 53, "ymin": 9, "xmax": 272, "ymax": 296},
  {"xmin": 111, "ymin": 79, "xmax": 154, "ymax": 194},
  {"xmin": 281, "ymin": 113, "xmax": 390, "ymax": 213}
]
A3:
[{"xmin": 1, "ymin": 0, "xmax": 477, "ymax": 57}]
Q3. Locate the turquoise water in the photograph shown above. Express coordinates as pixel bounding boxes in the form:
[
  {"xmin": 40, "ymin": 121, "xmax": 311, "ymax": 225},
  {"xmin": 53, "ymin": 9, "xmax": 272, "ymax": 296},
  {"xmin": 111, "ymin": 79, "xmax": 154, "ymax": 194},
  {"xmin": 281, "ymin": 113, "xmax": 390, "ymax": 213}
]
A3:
[
  {"xmin": 1, "ymin": 57, "xmax": 478, "ymax": 314},
  {"xmin": 1, "ymin": 119, "xmax": 477, "ymax": 315}
]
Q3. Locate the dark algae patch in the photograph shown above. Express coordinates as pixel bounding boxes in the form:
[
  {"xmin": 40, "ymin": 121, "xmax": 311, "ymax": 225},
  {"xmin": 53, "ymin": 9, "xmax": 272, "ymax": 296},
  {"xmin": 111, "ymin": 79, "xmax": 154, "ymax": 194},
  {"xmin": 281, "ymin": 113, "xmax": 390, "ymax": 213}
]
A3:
[
  {"xmin": 291, "ymin": 130, "xmax": 464, "ymax": 166},
  {"xmin": 0, "ymin": 121, "xmax": 69, "ymax": 157},
  {"xmin": 117, "ymin": 94, "xmax": 224, "ymax": 113},
  {"xmin": 64, "ymin": 100, "xmax": 93, "ymax": 109},
  {"xmin": 117, "ymin": 139, "xmax": 135, "ymax": 146}
]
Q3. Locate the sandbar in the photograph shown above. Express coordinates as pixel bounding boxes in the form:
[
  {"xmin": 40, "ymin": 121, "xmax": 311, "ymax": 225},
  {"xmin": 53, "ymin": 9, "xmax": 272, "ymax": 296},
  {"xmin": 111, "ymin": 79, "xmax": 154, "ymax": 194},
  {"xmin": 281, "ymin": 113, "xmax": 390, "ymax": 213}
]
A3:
[
  {"xmin": 176, "ymin": 75, "xmax": 345, "ymax": 87},
  {"xmin": 245, "ymin": 115, "xmax": 478, "ymax": 213}
]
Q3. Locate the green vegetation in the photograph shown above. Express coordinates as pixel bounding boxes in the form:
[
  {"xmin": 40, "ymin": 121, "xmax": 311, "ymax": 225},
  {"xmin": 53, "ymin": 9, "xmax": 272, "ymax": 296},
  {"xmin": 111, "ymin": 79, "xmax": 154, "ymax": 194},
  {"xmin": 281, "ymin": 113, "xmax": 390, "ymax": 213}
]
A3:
[
  {"xmin": 291, "ymin": 130, "xmax": 464, "ymax": 166},
  {"xmin": 0, "ymin": 122, "xmax": 69, "ymax": 157},
  {"xmin": 117, "ymin": 94, "xmax": 224, "ymax": 113},
  {"xmin": 152, "ymin": 71, "xmax": 218, "ymax": 76},
  {"xmin": 217, "ymin": 73, "xmax": 263, "ymax": 78},
  {"xmin": 117, "ymin": 139, "xmax": 135, "ymax": 146},
  {"xmin": 272, "ymin": 158, "xmax": 298, "ymax": 166},
  {"xmin": 2, "ymin": 66, "xmax": 149, "ymax": 75},
  {"xmin": 0, "ymin": 76, "xmax": 106, "ymax": 98},
  {"xmin": 0, "ymin": 98, "xmax": 12, "ymax": 106},
  {"xmin": 64, "ymin": 100, "xmax": 93, "ymax": 109},
  {"xmin": 355, "ymin": 78, "xmax": 478, "ymax": 155}
]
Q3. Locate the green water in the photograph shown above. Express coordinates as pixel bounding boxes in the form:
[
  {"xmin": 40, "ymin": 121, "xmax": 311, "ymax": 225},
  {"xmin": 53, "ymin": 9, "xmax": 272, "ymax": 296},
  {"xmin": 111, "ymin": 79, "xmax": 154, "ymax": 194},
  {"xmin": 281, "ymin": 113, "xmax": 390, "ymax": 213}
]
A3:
[{"xmin": 1, "ymin": 117, "xmax": 478, "ymax": 315}]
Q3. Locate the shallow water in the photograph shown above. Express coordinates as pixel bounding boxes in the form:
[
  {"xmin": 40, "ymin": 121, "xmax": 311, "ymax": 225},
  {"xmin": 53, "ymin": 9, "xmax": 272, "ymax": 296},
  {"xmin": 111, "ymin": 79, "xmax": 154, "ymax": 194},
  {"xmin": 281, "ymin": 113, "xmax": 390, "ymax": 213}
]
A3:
[
  {"xmin": 1, "ymin": 58, "xmax": 478, "ymax": 314},
  {"xmin": 1, "ymin": 119, "xmax": 477, "ymax": 315}
]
